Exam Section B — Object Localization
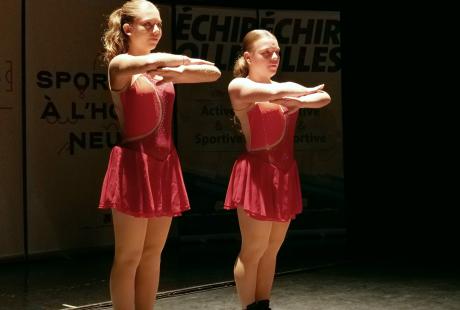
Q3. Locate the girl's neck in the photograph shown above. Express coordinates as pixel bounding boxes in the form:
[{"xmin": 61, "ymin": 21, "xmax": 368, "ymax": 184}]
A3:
[
  {"xmin": 127, "ymin": 45, "xmax": 151, "ymax": 56},
  {"xmin": 247, "ymin": 72, "xmax": 271, "ymax": 84}
]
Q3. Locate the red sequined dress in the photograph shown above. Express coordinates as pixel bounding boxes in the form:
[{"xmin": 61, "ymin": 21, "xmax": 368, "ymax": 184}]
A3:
[
  {"xmin": 99, "ymin": 74, "xmax": 190, "ymax": 217},
  {"xmin": 224, "ymin": 103, "xmax": 302, "ymax": 222}
]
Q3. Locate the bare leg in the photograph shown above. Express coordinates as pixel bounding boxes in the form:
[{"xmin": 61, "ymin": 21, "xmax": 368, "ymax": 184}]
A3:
[
  {"xmin": 255, "ymin": 220, "xmax": 290, "ymax": 301},
  {"xmin": 135, "ymin": 216, "xmax": 172, "ymax": 310},
  {"xmin": 110, "ymin": 209, "xmax": 148, "ymax": 310},
  {"xmin": 234, "ymin": 208, "xmax": 272, "ymax": 308}
]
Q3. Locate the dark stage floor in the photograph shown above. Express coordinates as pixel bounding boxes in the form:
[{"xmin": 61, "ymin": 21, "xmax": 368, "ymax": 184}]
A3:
[{"xmin": 1, "ymin": 232, "xmax": 459, "ymax": 310}]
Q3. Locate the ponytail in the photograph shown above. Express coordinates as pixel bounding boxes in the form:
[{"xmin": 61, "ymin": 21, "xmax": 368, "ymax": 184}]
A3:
[
  {"xmin": 233, "ymin": 55, "xmax": 249, "ymax": 78},
  {"xmin": 102, "ymin": 8, "xmax": 127, "ymax": 64}
]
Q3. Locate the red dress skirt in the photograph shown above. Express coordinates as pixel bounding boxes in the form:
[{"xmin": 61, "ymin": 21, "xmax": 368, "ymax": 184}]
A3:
[
  {"xmin": 224, "ymin": 104, "xmax": 302, "ymax": 222},
  {"xmin": 99, "ymin": 75, "xmax": 190, "ymax": 217}
]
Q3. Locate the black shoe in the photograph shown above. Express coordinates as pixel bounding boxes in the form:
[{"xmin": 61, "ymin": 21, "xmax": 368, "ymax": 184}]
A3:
[
  {"xmin": 246, "ymin": 301, "xmax": 259, "ymax": 310},
  {"xmin": 257, "ymin": 299, "xmax": 271, "ymax": 310}
]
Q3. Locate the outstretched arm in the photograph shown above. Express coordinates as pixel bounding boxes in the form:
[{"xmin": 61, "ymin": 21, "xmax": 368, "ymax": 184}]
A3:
[
  {"xmin": 147, "ymin": 63, "xmax": 221, "ymax": 85},
  {"xmin": 108, "ymin": 53, "xmax": 210, "ymax": 90},
  {"xmin": 272, "ymin": 90, "xmax": 331, "ymax": 109},
  {"xmin": 228, "ymin": 77, "xmax": 323, "ymax": 110}
]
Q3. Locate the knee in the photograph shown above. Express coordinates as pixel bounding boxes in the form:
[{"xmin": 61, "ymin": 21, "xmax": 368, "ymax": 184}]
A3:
[
  {"xmin": 113, "ymin": 249, "xmax": 143, "ymax": 271},
  {"xmin": 263, "ymin": 239, "xmax": 284, "ymax": 258},
  {"xmin": 139, "ymin": 244, "xmax": 163, "ymax": 265},
  {"xmin": 239, "ymin": 243, "xmax": 269, "ymax": 264}
]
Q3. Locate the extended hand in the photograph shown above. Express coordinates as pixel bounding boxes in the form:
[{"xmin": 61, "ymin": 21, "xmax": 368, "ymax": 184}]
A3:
[
  {"xmin": 147, "ymin": 66, "xmax": 184, "ymax": 85},
  {"xmin": 305, "ymin": 84, "xmax": 324, "ymax": 94},
  {"xmin": 271, "ymin": 97, "xmax": 303, "ymax": 109},
  {"xmin": 184, "ymin": 57, "xmax": 215, "ymax": 66}
]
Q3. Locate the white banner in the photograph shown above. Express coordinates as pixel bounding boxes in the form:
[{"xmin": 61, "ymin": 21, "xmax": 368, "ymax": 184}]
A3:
[
  {"xmin": 175, "ymin": 5, "xmax": 257, "ymax": 178},
  {"xmin": 176, "ymin": 6, "xmax": 342, "ymax": 180}
]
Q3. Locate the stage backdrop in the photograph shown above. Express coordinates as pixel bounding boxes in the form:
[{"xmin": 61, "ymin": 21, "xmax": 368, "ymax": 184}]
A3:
[
  {"xmin": 2, "ymin": 2, "xmax": 341, "ymax": 258},
  {"xmin": 175, "ymin": 5, "xmax": 256, "ymax": 178},
  {"xmin": 175, "ymin": 6, "xmax": 342, "ymax": 183},
  {"xmin": 25, "ymin": 0, "xmax": 172, "ymax": 254},
  {"xmin": 0, "ymin": 0, "xmax": 23, "ymax": 259}
]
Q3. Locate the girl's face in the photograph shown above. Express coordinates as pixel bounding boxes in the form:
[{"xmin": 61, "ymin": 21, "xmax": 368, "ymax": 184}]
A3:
[
  {"xmin": 125, "ymin": 5, "xmax": 162, "ymax": 53},
  {"xmin": 245, "ymin": 37, "xmax": 280, "ymax": 78}
]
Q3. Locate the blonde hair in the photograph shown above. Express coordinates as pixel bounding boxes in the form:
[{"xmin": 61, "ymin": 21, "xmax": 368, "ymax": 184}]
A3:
[
  {"xmin": 102, "ymin": 0, "xmax": 157, "ymax": 64},
  {"xmin": 233, "ymin": 29, "xmax": 277, "ymax": 77}
]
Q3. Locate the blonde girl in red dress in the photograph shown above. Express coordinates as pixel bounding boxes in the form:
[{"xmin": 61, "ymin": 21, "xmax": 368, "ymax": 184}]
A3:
[{"xmin": 99, "ymin": 1, "xmax": 220, "ymax": 309}]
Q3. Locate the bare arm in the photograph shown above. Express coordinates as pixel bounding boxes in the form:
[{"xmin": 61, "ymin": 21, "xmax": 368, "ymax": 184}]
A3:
[
  {"xmin": 272, "ymin": 90, "xmax": 331, "ymax": 109},
  {"xmin": 228, "ymin": 77, "xmax": 323, "ymax": 110},
  {"xmin": 109, "ymin": 53, "xmax": 207, "ymax": 90},
  {"xmin": 148, "ymin": 64, "xmax": 221, "ymax": 85}
]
